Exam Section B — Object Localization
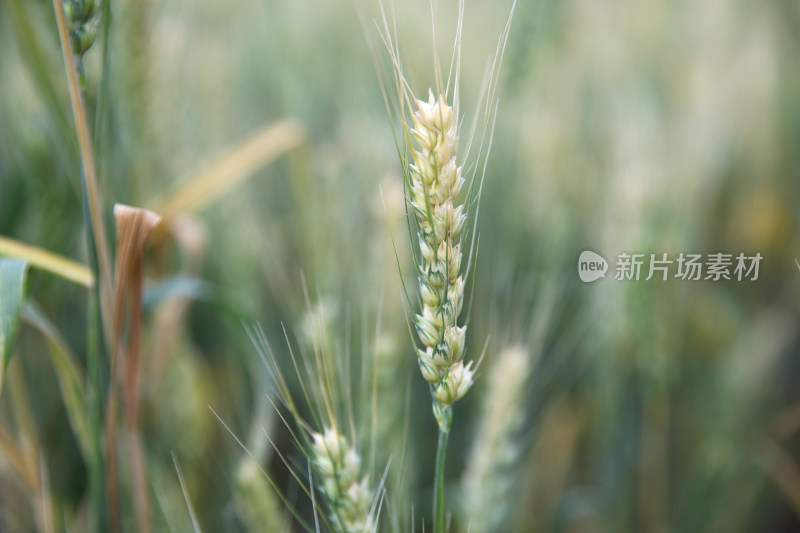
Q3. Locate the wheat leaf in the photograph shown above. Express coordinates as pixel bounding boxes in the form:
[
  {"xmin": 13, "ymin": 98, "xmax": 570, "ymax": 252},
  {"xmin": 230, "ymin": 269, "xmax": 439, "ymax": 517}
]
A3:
[
  {"xmin": 0, "ymin": 258, "xmax": 29, "ymax": 394},
  {"xmin": 151, "ymin": 120, "xmax": 306, "ymax": 222},
  {"xmin": 0, "ymin": 236, "xmax": 94, "ymax": 288},
  {"xmin": 22, "ymin": 301, "xmax": 91, "ymax": 461}
]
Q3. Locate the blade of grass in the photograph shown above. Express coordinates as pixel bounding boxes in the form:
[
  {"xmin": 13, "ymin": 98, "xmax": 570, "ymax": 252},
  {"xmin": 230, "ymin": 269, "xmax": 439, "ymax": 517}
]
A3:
[
  {"xmin": 0, "ymin": 424, "xmax": 38, "ymax": 489},
  {"xmin": 0, "ymin": 258, "xmax": 29, "ymax": 394},
  {"xmin": 85, "ymin": 286, "xmax": 107, "ymax": 533},
  {"xmin": 38, "ymin": 452, "xmax": 55, "ymax": 533},
  {"xmin": 0, "ymin": 236, "xmax": 94, "ymax": 288},
  {"xmin": 22, "ymin": 301, "xmax": 91, "ymax": 460},
  {"xmin": 7, "ymin": 358, "xmax": 42, "ymax": 507},
  {"xmin": 172, "ymin": 453, "xmax": 202, "ymax": 533},
  {"xmin": 4, "ymin": 360, "xmax": 55, "ymax": 533}
]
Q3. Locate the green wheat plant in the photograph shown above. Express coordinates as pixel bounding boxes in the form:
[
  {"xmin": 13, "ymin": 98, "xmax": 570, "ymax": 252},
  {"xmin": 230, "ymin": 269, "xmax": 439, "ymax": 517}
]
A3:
[
  {"xmin": 373, "ymin": 1, "xmax": 517, "ymax": 530},
  {"xmin": 219, "ymin": 311, "xmax": 389, "ymax": 533},
  {"xmin": 3, "ymin": 0, "xmax": 800, "ymax": 530}
]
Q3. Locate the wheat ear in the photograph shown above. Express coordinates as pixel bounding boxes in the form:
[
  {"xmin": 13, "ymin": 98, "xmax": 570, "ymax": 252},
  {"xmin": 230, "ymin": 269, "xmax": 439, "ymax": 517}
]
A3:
[
  {"xmin": 409, "ymin": 90, "xmax": 475, "ymax": 432},
  {"xmin": 309, "ymin": 427, "xmax": 376, "ymax": 533},
  {"xmin": 462, "ymin": 345, "xmax": 529, "ymax": 532},
  {"xmin": 374, "ymin": 1, "xmax": 518, "ymax": 530}
]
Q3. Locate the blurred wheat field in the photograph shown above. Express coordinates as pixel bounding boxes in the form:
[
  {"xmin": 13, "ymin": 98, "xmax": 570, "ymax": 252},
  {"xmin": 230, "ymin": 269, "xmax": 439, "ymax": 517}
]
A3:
[{"xmin": 1, "ymin": 0, "xmax": 799, "ymax": 531}]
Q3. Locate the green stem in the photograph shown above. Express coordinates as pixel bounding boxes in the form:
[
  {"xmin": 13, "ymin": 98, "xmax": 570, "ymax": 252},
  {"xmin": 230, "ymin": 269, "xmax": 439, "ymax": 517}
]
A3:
[
  {"xmin": 93, "ymin": 0, "xmax": 112, "ymax": 177},
  {"xmin": 433, "ymin": 423, "xmax": 450, "ymax": 533},
  {"xmin": 52, "ymin": 0, "xmax": 114, "ymax": 343},
  {"xmin": 86, "ymin": 289, "xmax": 107, "ymax": 533}
]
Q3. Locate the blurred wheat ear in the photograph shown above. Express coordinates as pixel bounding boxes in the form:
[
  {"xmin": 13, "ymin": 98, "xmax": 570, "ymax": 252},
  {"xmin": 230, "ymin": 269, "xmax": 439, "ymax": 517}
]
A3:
[{"xmin": 462, "ymin": 345, "xmax": 529, "ymax": 532}]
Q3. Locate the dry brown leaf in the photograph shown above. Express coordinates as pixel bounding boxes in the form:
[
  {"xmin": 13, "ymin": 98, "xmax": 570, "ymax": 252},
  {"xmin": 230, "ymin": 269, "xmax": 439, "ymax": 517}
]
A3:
[{"xmin": 106, "ymin": 204, "xmax": 162, "ymax": 533}]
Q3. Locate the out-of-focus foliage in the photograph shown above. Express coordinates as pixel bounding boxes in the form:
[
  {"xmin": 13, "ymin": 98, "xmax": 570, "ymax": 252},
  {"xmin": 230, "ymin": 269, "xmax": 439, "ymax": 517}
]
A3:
[{"xmin": 0, "ymin": 0, "xmax": 799, "ymax": 531}]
